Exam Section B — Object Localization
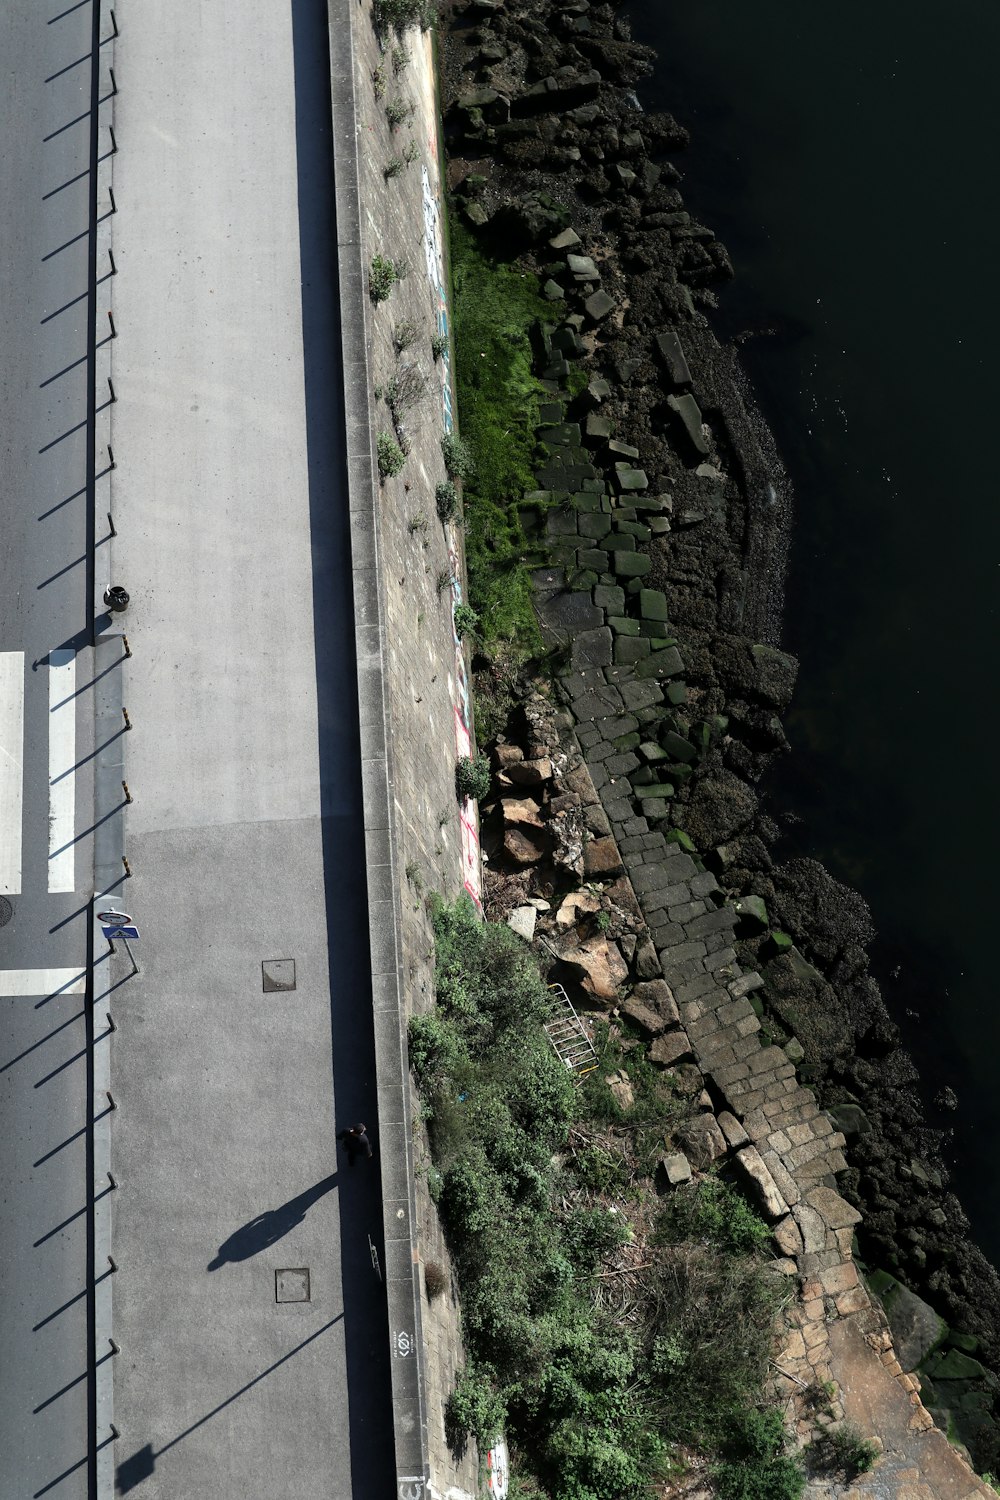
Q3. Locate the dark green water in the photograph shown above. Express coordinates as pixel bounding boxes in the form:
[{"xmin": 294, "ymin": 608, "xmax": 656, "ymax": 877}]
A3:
[{"xmin": 625, "ymin": 1, "xmax": 1000, "ymax": 1261}]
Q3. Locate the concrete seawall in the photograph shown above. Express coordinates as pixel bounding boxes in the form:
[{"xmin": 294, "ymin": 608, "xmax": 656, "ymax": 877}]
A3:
[{"xmin": 327, "ymin": 3, "xmax": 481, "ymax": 1494}]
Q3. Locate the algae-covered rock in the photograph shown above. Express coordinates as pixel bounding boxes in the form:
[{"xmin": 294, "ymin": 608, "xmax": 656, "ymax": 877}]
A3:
[{"xmin": 873, "ymin": 1273, "xmax": 948, "ymax": 1371}]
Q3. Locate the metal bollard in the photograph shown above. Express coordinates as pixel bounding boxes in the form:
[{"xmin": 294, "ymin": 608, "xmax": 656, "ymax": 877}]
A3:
[
  {"xmin": 122, "ymin": 780, "xmax": 132, "ymax": 803},
  {"xmin": 122, "ymin": 708, "xmax": 131, "ymax": 730},
  {"xmin": 122, "ymin": 856, "xmax": 131, "ymax": 878}
]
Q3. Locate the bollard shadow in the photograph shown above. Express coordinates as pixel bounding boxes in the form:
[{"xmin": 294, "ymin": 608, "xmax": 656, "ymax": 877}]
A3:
[{"xmin": 206, "ymin": 1174, "xmax": 338, "ymax": 1270}]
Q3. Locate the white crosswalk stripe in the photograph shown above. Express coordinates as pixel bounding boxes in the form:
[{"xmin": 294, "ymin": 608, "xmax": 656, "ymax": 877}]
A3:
[
  {"xmin": 0, "ymin": 651, "xmax": 24, "ymax": 895},
  {"xmin": 48, "ymin": 647, "xmax": 76, "ymax": 892},
  {"xmin": 0, "ymin": 968, "xmax": 86, "ymax": 996}
]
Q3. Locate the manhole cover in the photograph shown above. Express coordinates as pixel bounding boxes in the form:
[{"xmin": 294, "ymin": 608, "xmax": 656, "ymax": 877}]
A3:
[
  {"xmin": 0, "ymin": 897, "xmax": 12, "ymax": 928},
  {"xmin": 275, "ymin": 1268, "xmax": 310, "ymax": 1303},
  {"xmin": 262, "ymin": 958, "xmax": 296, "ymax": 993}
]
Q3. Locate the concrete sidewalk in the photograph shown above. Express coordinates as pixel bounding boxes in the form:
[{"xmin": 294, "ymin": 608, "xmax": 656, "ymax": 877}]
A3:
[{"xmin": 102, "ymin": 1, "xmax": 393, "ymax": 1495}]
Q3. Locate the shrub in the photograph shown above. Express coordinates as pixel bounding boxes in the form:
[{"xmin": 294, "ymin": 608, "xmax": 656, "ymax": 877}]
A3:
[
  {"xmin": 372, "ymin": 0, "xmax": 423, "ymax": 35},
  {"xmin": 441, "ymin": 432, "xmax": 475, "ymax": 480},
  {"xmin": 386, "ymin": 94, "xmax": 415, "ymax": 129},
  {"xmin": 713, "ymin": 1409, "xmax": 805, "ymax": 1500},
  {"xmin": 642, "ymin": 1244, "xmax": 788, "ymax": 1439},
  {"xmin": 391, "ymin": 43, "xmax": 409, "ymax": 73},
  {"xmin": 376, "ymin": 431, "xmax": 405, "ymax": 478},
  {"xmin": 383, "ymin": 157, "xmax": 404, "ymax": 180},
  {"xmin": 449, "ymin": 222, "xmax": 549, "ymax": 652},
  {"xmin": 446, "ymin": 1367, "xmax": 506, "ymax": 1450},
  {"xmin": 424, "ymin": 1260, "xmax": 447, "ymax": 1299},
  {"xmin": 431, "ymin": 331, "xmax": 449, "ymax": 360},
  {"xmin": 436, "ymin": 481, "xmax": 459, "ymax": 522},
  {"xmin": 408, "ymin": 1011, "xmax": 464, "ymax": 1088},
  {"xmin": 402, "ymin": 138, "xmax": 420, "ymax": 164},
  {"xmin": 455, "ymin": 754, "xmax": 490, "ymax": 802},
  {"xmin": 372, "ymin": 64, "xmax": 387, "ymax": 100},
  {"xmin": 809, "ymin": 1421, "xmax": 878, "ymax": 1478},
  {"xmin": 393, "ymin": 319, "xmax": 418, "ymax": 353},
  {"xmin": 369, "ymin": 254, "xmax": 399, "ymax": 303},
  {"xmin": 453, "ymin": 603, "xmax": 479, "ymax": 641},
  {"xmin": 658, "ymin": 1175, "xmax": 771, "ymax": 1257},
  {"xmin": 384, "ymin": 361, "xmax": 426, "ymax": 417}
]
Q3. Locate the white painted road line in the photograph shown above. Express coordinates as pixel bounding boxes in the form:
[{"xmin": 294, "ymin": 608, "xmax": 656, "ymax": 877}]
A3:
[
  {"xmin": 48, "ymin": 647, "xmax": 75, "ymax": 893},
  {"xmin": 0, "ymin": 651, "xmax": 24, "ymax": 895},
  {"xmin": 0, "ymin": 969, "xmax": 87, "ymax": 996}
]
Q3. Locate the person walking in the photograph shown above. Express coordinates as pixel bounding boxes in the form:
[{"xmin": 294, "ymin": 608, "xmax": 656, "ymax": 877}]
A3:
[{"xmin": 337, "ymin": 1122, "xmax": 373, "ymax": 1166}]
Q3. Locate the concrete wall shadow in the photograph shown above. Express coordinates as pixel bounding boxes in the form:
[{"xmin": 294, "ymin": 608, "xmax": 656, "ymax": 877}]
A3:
[{"xmin": 290, "ymin": 0, "xmax": 396, "ymax": 1495}]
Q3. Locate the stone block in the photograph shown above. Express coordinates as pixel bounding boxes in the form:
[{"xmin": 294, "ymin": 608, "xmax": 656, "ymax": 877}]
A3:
[
  {"xmin": 583, "ymin": 837, "xmax": 623, "ymax": 879},
  {"xmin": 805, "ymin": 1186, "xmax": 862, "ymax": 1232},
  {"xmin": 613, "ymin": 467, "xmax": 649, "ymax": 494},
  {"xmin": 631, "ymin": 979, "xmax": 679, "ymax": 1024},
  {"xmin": 571, "ymin": 627, "xmax": 613, "ymax": 669},
  {"xmin": 619, "ymin": 994, "xmax": 667, "ymax": 1038},
  {"xmin": 686, "ymin": 906, "xmax": 737, "ymax": 940},
  {"xmin": 656, "ymin": 1153, "xmax": 692, "ymax": 1190},
  {"xmin": 579, "ymin": 511, "xmax": 612, "ymax": 540},
  {"xmin": 614, "ymin": 636, "xmax": 651, "ymax": 666},
  {"xmin": 818, "ymin": 1261, "xmax": 859, "ymax": 1297},
  {"xmin": 613, "ymin": 550, "xmax": 652, "ymax": 578},
  {"xmin": 635, "ymin": 646, "xmax": 684, "ymax": 680},
  {"xmin": 620, "ymin": 680, "xmax": 663, "ymax": 712},
  {"xmin": 655, "ymin": 329, "xmax": 693, "ymax": 387},
  {"xmin": 593, "ymin": 583, "xmax": 624, "ymax": 611},
  {"xmin": 679, "ymin": 1113, "xmax": 728, "ymax": 1170},
  {"xmin": 584, "ymin": 289, "xmax": 615, "ymax": 322},
  {"xmin": 717, "ymin": 1111, "xmax": 748, "ymax": 1149},
  {"xmin": 667, "ymin": 392, "xmax": 711, "ymax": 456},
  {"xmin": 650, "ymin": 1029, "xmax": 692, "ymax": 1067},
  {"xmin": 734, "ymin": 1146, "xmax": 788, "ymax": 1220},
  {"xmin": 773, "ymin": 1215, "xmax": 804, "ymax": 1258}
]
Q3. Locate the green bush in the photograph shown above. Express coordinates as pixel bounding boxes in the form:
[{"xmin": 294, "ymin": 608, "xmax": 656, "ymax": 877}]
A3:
[
  {"xmin": 809, "ymin": 1420, "xmax": 878, "ymax": 1478},
  {"xmin": 436, "ymin": 480, "xmax": 460, "ymax": 522},
  {"xmin": 393, "ymin": 319, "xmax": 418, "ymax": 352},
  {"xmin": 455, "ymin": 753, "xmax": 490, "ymax": 801},
  {"xmin": 450, "ymin": 221, "xmax": 549, "ymax": 654},
  {"xmin": 383, "ymin": 157, "xmax": 404, "ymax": 180},
  {"xmin": 453, "ymin": 603, "xmax": 479, "ymax": 640},
  {"xmin": 713, "ymin": 1410, "xmax": 805, "ymax": 1500},
  {"xmin": 431, "ymin": 331, "xmax": 449, "ymax": 360},
  {"xmin": 446, "ymin": 1366, "xmax": 507, "ymax": 1450},
  {"xmin": 441, "ymin": 432, "xmax": 475, "ymax": 481},
  {"xmin": 657, "ymin": 1175, "xmax": 771, "ymax": 1257},
  {"xmin": 369, "ymin": 254, "xmax": 400, "ymax": 303},
  {"xmin": 386, "ymin": 94, "xmax": 414, "ymax": 129},
  {"xmin": 372, "ymin": 0, "xmax": 423, "ymax": 35},
  {"xmin": 414, "ymin": 900, "xmax": 790, "ymax": 1499},
  {"xmin": 376, "ymin": 431, "xmax": 405, "ymax": 478}
]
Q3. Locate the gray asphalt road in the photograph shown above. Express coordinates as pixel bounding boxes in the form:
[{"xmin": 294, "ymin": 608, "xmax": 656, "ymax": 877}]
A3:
[{"xmin": 0, "ymin": 2, "xmax": 99, "ymax": 1496}]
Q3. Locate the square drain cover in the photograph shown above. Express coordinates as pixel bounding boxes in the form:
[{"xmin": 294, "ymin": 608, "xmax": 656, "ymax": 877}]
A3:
[
  {"xmin": 275, "ymin": 1268, "xmax": 310, "ymax": 1303},
  {"xmin": 262, "ymin": 959, "xmax": 296, "ymax": 992}
]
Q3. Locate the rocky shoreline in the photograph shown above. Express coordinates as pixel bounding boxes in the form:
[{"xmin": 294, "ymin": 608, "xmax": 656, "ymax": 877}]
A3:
[{"xmin": 441, "ymin": 0, "xmax": 1000, "ymax": 1470}]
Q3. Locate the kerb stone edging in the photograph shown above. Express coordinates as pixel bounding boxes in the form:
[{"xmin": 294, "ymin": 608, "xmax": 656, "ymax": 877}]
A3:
[{"xmin": 326, "ymin": 1, "xmax": 431, "ymax": 1491}]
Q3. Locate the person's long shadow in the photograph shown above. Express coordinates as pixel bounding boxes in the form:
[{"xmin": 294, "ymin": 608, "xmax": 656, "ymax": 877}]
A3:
[{"xmin": 207, "ymin": 1175, "xmax": 337, "ymax": 1270}]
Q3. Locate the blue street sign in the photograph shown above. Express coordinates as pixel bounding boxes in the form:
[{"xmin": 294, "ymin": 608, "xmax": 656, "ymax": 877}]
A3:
[{"xmin": 103, "ymin": 924, "xmax": 139, "ymax": 941}]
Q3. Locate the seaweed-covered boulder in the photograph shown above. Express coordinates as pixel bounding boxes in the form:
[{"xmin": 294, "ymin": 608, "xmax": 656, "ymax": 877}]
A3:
[
  {"xmin": 678, "ymin": 770, "xmax": 756, "ymax": 850},
  {"xmin": 760, "ymin": 948, "xmax": 854, "ymax": 1078}
]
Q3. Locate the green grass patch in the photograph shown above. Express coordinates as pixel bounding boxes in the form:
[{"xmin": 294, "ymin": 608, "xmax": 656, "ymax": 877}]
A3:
[{"xmin": 450, "ymin": 220, "xmax": 551, "ymax": 657}]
